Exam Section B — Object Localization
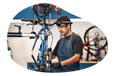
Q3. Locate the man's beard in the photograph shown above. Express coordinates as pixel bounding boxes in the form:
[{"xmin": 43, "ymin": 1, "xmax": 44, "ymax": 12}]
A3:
[{"xmin": 61, "ymin": 30, "xmax": 69, "ymax": 36}]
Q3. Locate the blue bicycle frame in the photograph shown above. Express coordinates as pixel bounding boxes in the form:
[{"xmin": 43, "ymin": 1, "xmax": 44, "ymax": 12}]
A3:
[{"xmin": 31, "ymin": 25, "xmax": 47, "ymax": 64}]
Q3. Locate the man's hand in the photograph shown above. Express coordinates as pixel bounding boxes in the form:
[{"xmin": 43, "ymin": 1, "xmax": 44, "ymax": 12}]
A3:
[{"xmin": 52, "ymin": 62, "xmax": 61, "ymax": 69}]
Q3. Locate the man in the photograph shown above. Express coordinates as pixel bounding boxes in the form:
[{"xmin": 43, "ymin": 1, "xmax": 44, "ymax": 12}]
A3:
[{"xmin": 51, "ymin": 16, "xmax": 83, "ymax": 72}]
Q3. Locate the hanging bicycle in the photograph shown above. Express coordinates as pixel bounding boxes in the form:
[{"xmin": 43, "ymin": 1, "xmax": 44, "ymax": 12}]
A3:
[{"xmin": 7, "ymin": 3, "xmax": 59, "ymax": 72}]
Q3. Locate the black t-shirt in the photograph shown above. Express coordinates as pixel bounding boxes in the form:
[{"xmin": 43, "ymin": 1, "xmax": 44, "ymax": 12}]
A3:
[{"xmin": 53, "ymin": 33, "xmax": 83, "ymax": 56}]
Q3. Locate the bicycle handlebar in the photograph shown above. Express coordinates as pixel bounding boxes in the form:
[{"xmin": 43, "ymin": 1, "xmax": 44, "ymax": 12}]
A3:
[
  {"xmin": 21, "ymin": 18, "xmax": 56, "ymax": 26},
  {"xmin": 7, "ymin": 32, "xmax": 36, "ymax": 37},
  {"xmin": 21, "ymin": 18, "xmax": 41, "ymax": 21}
]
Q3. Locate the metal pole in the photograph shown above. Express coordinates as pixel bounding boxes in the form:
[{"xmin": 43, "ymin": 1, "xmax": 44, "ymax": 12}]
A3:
[
  {"xmin": 86, "ymin": 32, "xmax": 90, "ymax": 61},
  {"xmin": 40, "ymin": 5, "xmax": 47, "ymax": 71}
]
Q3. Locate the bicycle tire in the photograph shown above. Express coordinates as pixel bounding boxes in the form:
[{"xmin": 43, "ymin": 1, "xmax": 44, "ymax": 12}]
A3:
[{"xmin": 84, "ymin": 26, "xmax": 107, "ymax": 51}]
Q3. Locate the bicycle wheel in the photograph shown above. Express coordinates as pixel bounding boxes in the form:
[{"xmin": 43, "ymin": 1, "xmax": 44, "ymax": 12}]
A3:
[{"xmin": 84, "ymin": 26, "xmax": 108, "ymax": 51}]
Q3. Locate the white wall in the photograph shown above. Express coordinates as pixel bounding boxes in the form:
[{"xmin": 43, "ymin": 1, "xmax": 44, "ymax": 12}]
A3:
[{"xmin": 7, "ymin": 19, "xmax": 107, "ymax": 68}]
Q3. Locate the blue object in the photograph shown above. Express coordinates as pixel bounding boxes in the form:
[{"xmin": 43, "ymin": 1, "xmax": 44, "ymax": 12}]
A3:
[
  {"xmin": 41, "ymin": 40, "xmax": 44, "ymax": 65},
  {"xmin": 40, "ymin": 25, "xmax": 47, "ymax": 65},
  {"xmin": 32, "ymin": 37, "xmax": 38, "ymax": 50},
  {"xmin": 32, "ymin": 25, "xmax": 47, "ymax": 65},
  {"xmin": 80, "ymin": 63, "xmax": 96, "ymax": 70}
]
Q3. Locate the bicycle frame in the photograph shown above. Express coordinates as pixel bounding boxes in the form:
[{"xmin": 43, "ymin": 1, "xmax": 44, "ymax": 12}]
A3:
[
  {"xmin": 83, "ymin": 37, "xmax": 97, "ymax": 58},
  {"xmin": 31, "ymin": 25, "xmax": 49, "ymax": 71},
  {"xmin": 83, "ymin": 47, "xmax": 97, "ymax": 58}
]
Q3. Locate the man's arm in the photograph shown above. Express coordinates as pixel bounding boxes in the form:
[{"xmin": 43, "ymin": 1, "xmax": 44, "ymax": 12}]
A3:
[
  {"xmin": 60, "ymin": 54, "xmax": 81, "ymax": 66},
  {"xmin": 51, "ymin": 52, "xmax": 56, "ymax": 59}
]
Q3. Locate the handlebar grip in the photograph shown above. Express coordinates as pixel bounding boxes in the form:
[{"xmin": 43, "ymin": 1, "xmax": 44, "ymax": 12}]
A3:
[
  {"xmin": 7, "ymin": 32, "xmax": 36, "ymax": 37},
  {"xmin": 21, "ymin": 18, "xmax": 34, "ymax": 21},
  {"xmin": 7, "ymin": 33, "xmax": 22, "ymax": 37},
  {"xmin": 21, "ymin": 18, "xmax": 41, "ymax": 22}
]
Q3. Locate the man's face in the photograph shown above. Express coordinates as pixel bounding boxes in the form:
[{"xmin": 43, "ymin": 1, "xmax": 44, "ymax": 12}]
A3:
[{"xmin": 57, "ymin": 24, "xmax": 70, "ymax": 36}]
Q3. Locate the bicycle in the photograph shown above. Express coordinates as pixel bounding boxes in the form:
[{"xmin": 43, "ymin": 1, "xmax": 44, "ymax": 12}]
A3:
[{"xmin": 8, "ymin": 3, "xmax": 57, "ymax": 72}]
